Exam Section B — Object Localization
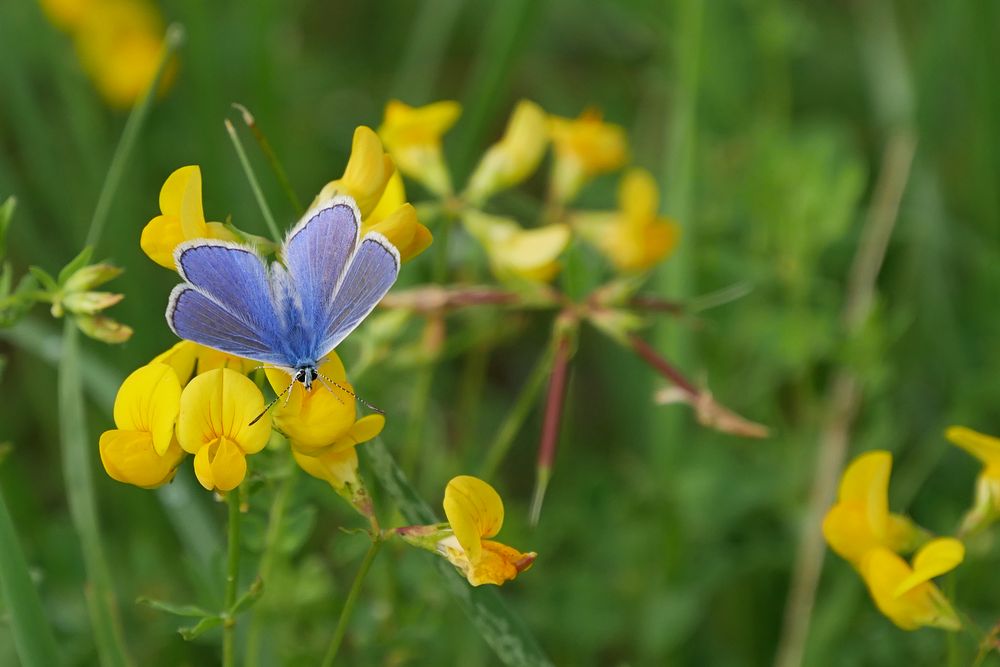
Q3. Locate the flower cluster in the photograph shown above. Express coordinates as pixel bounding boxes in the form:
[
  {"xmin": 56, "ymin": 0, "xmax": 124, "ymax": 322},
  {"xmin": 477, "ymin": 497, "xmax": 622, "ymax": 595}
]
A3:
[
  {"xmin": 377, "ymin": 100, "xmax": 679, "ymax": 283},
  {"xmin": 39, "ymin": 0, "xmax": 173, "ymax": 108},
  {"xmin": 823, "ymin": 450, "xmax": 963, "ymax": 630}
]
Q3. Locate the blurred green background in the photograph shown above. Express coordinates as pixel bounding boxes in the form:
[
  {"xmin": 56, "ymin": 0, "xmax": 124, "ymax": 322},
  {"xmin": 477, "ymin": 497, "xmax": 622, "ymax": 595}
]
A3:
[{"xmin": 2, "ymin": 0, "xmax": 1000, "ymax": 665}]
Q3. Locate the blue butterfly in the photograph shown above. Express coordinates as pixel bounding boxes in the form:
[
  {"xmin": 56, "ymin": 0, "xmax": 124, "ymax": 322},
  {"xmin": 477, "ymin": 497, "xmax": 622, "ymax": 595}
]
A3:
[{"xmin": 166, "ymin": 196, "xmax": 399, "ymax": 414}]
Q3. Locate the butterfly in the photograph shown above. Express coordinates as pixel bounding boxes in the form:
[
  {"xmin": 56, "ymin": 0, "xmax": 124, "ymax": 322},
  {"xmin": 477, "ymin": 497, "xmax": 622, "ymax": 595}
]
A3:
[{"xmin": 166, "ymin": 196, "xmax": 399, "ymax": 419}]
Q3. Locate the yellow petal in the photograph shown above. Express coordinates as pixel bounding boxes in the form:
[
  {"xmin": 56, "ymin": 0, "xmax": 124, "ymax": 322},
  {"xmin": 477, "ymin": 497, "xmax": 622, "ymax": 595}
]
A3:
[
  {"xmin": 894, "ymin": 538, "xmax": 965, "ymax": 597},
  {"xmin": 860, "ymin": 547, "xmax": 960, "ymax": 631},
  {"xmin": 837, "ymin": 450, "xmax": 892, "ymax": 541},
  {"xmin": 443, "ymin": 476, "xmax": 505, "ymax": 563},
  {"xmin": 463, "ymin": 210, "xmax": 569, "ymax": 283},
  {"xmin": 113, "ymin": 363, "xmax": 182, "ymax": 456},
  {"xmin": 177, "ymin": 369, "xmax": 271, "ymax": 456},
  {"xmin": 465, "ymin": 100, "xmax": 548, "ymax": 203},
  {"xmin": 379, "ymin": 100, "xmax": 461, "ymax": 148},
  {"xmin": 946, "ymin": 426, "xmax": 1000, "ymax": 474},
  {"xmin": 140, "ymin": 214, "xmax": 186, "ymax": 269},
  {"xmin": 152, "ymin": 341, "xmax": 198, "ymax": 386},
  {"xmin": 265, "ymin": 357, "xmax": 355, "ymax": 453},
  {"xmin": 159, "ymin": 166, "xmax": 201, "ymax": 217},
  {"xmin": 99, "ymin": 430, "xmax": 184, "ymax": 489},
  {"xmin": 619, "ymin": 168, "xmax": 659, "ymax": 221},
  {"xmin": 367, "ymin": 170, "xmax": 407, "ymax": 225},
  {"xmin": 364, "ymin": 203, "xmax": 432, "ymax": 263},
  {"xmin": 549, "ymin": 109, "xmax": 628, "ymax": 174},
  {"xmin": 321, "ymin": 126, "xmax": 395, "ymax": 218},
  {"xmin": 192, "ymin": 437, "xmax": 248, "ymax": 491},
  {"xmin": 292, "ymin": 446, "xmax": 359, "ymax": 490},
  {"xmin": 466, "ymin": 541, "xmax": 537, "ymax": 586},
  {"xmin": 327, "ymin": 414, "xmax": 386, "ymax": 454}
]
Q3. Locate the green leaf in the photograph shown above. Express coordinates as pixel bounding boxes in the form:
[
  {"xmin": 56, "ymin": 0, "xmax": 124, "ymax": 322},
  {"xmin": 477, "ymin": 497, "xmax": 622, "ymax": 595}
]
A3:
[
  {"xmin": 0, "ymin": 485, "xmax": 62, "ymax": 667},
  {"xmin": 57, "ymin": 246, "xmax": 94, "ymax": 285},
  {"xmin": 0, "ymin": 197, "xmax": 15, "ymax": 261},
  {"xmin": 363, "ymin": 439, "xmax": 553, "ymax": 667},
  {"xmin": 178, "ymin": 615, "xmax": 225, "ymax": 641},
  {"xmin": 229, "ymin": 578, "xmax": 264, "ymax": 616},
  {"xmin": 278, "ymin": 504, "xmax": 316, "ymax": 555},
  {"xmin": 27, "ymin": 267, "xmax": 57, "ymax": 293},
  {"xmin": 136, "ymin": 597, "xmax": 214, "ymax": 618}
]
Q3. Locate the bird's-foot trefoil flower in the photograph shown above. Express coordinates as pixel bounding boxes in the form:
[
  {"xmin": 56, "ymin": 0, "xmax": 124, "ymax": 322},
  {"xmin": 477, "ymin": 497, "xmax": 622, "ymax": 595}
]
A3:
[
  {"xmin": 464, "ymin": 100, "xmax": 549, "ymax": 205},
  {"xmin": 99, "ymin": 362, "xmax": 185, "ymax": 489},
  {"xmin": 379, "ymin": 100, "xmax": 461, "ymax": 197},
  {"xmin": 141, "ymin": 166, "xmax": 238, "ymax": 269},
  {"xmin": 946, "ymin": 426, "xmax": 1000, "ymax": 535},
  {"xmin": 153, "ymin": 340, "xmax": 255, "ymax": 387},
  {"xmin": 462, "ymin": 209, "xmax": 570, "ymax": 285},
  {"xmin": 573, "ymin": 168, "xmax": 680, "ymax": 272},
  {"xmin": 822, "ymin": 450, "xmax": 923, "ymax": 568},
  {"xmin": 859, "ymin": 538, "xmax": 964, "ymax": 631},
  {"xmin": 176, "ymin": 368, "xmax": 272, "ymax": 492},
  {"xmin": 315, "ymin": 126, "xmax": 395, "ymax": 218},
  {"xmin": 549, "ymin": 108, "xmax": 628, "ymax": 204},
  {"xmin": 397, "ymin": 476, "xmax": 536, "ymax": 586},
  {"xmin": 264, "ymin": 353, "xmax": 385, "ymax": 456},
  {"xmin": 364, "ymin": 172, "xmax": 432, "ymax": 262}
]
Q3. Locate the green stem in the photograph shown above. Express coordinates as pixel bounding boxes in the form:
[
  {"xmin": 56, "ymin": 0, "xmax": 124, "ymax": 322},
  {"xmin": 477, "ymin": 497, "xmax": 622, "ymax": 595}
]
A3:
[
  {"xmin": 321, "ymin": 538, "xmax": 382, "ymax": 667},
  {"xmin": 223, "ymin": 490, "xmax": 242, "ymax": 667},
  {"xmin": 244, "ymin": 463, "xmax": 297, "ymax": 667},
  {"xmin": 84, "ymin": 24, "xmax": 185, "ymax": 248},
  {"xmin": 478, "ymin": 339, "xmax": 556, "ymax": 479},
  {"xmin": 59, "ymin": 322, "xmax": 131, "ymax": 667},
  {"xmin": 232, "ymin": 103, "xmax": 304, "ymax": 216},
  {"xmin": 225, "ymin": 119, "xmax": 282, "ymax": 242},
  {"xmin": 400, "ymin": 361, "xmax": 436, "ymax": 477}
]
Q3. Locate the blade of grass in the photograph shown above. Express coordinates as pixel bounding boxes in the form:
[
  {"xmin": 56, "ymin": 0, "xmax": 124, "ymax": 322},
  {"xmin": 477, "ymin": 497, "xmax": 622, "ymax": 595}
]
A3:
[
  {"xmin": 0, "ymin": 485, "xmax": 61, "ymax": 667},
  {"xmin": 363, "ymin": 439, "xmax": 553, "ymax": 667},
  {"xmin": 225, "ymin": 119, "xmax": 283, "ymax": 242}
]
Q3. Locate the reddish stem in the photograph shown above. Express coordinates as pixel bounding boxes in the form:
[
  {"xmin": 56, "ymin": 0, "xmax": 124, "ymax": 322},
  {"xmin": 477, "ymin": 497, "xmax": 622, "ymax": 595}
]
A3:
[
  {"xmin": 628, "ymin": 334, "xmax": 699, "ymax": 398},
  {"xmin": 628, "ymin": 295, "xmax": 685, "ymax": 315},
  {"xmin": 537, "ymin": 335, "xmax": 571, "ymax": 471}
]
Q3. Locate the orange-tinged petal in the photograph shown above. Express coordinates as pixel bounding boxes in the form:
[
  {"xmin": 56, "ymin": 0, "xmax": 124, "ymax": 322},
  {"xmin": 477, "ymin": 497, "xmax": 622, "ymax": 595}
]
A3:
[
  {"xmin": 177, "ymin": 369, "xmax": 271, "ymax": 456},
  {"xmin": 894, "ymin": 538, "xmax": 965, "ymax": 597},
  {"xmin": 113, "ymin": 363, "xmax": 182, "ymax": 455},
  {"xmin": 946, "ymin": 426, "xmax": 1000, "ymax": 477},
  {"xmin": 466, "ymin": 541, "xmax": 537, "ymax": 586},
  {"xmin": 99, "ymin": 430, "xmax": 184, "ymax": 489},
  {"xmin": 443, "ymin": 476, "xmax": 505, "ymax": 563}
]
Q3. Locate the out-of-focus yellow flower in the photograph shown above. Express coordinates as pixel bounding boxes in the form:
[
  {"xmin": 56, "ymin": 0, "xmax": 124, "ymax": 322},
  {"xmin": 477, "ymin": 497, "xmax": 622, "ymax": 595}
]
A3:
[
  {"xmin": 946, "ymin": 426, "xmax": 1000, "ymax": 534},
  {"xmin": 822, "ymin": 450, "xmax": 921, "ymax": 568},
  {"xmin": 859, "ymin": 538, "xmax": 963, "ymax": 631},
  {"xmin": 99, "ymin": 363, "xmax": 185, "ymax": 489},
  {"xmin": 73, "ymin": 0, "xmax": 173, "ymax": 109},
  {"xmin": 39, "ymin": 0, "xmax": 95, "ymax": 31},
  {"xmin": 438, "ymin": 476, "xmax": 536, "ymax": 586},
  {"xmin": 379, "ymin": 100, "xmax": 460, "ymax": 196},
  {"xmin": 315, "ymin": 127, "xmax": 395, "ymax": 218},
  {"xmin": 176, "ymin": 368, "xmax": 271, "ymax": 492},
  {"xmin": 265, "ymin": 353, "xmax": 385, "ymax": 455},
  {"xmin": 141, "ymin": 166, "xmax": 237, "ymax": 269},
  {"xmin": 153, "ymin": 340, "xmax": 255, "ymax": 387},
  {"xmin": 549, "ymin": 109, "xmax": 628, "ymax": 204},
  {"xmin": 462, "ymin": 209, "xmax": 570, "ymax": 284},
  {"xmin": 574, "ymin": 168, "xmax": 680, "ymax": 273},
  {"xmin": 364, "ymin": 172, "xmax": 433, "ymax": 262},
  {"xmin": 464, "ymin": 100, "xmax": 549, "ymax": 205}
]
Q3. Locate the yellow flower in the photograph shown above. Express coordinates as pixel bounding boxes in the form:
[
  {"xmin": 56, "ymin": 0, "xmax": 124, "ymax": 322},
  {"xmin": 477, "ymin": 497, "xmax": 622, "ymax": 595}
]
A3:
[
  {"xmin": 265, "ymin": 353, "xmax": 385, "ymax": 455},
  {"xmin": 549, "ymin": 108, "xmax": 628, "ymax": 204},
  {"xmin": 99, "ymin": 363, "xmax": 185, "ymax": 489},
  {"xmin": 293, "ymin": 447, "xmax": 360, "ymax": 491},
  {"xmin": 176, "ymin": 368, "xmax": 271, "ymax": 492},
  {"xmin": 822, "ymin": 450, "xmax": 921, "ymax": 567},
  {"xmin": 379, "ymin": 100, "xmax": 461, "ymax": 196},
  {"xmin": 859, "ymin": 538, "xmax": 963, "ymax": 631},
  {"xmin": 153, "ymin": 340, "xmax": 256, "ymax": 387},
  {"xmin": 464, "ymin": 100, "xmax": 549, "ymax": 205},
  {"xmin": 141, "ymin": 166, "xmax": 237, "ymax": 269},
  {"xmin": 73, "ymin": 0, "xmax": 173, "ymax": 109},
  {"xmin": 574, "ymin": 168, "xmax": 680, "ymax": 272},
  {"xmin": 364, "ymin": 172, "xmax": 433, "ymax": 262},
  {"xmin": 438, "ymin": 476, "xmax": 536, "ymax": 586},
  {"xmin": 39, "ymin": 0, "xmax": 95, "ymax": 30},
  {"xmin": 946, "ymin": 426, "xmax": 1000, "ymax": 534},
  {"xmin": 462, "ymin": 209, "xmax": 570, "ymax": 284},
  {"xmin": 315, "ymin": 127, "xmax": 395, "ymax": 218}
]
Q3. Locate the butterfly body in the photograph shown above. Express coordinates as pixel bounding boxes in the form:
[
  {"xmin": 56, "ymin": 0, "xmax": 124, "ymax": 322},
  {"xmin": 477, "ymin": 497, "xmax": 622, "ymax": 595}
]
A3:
[{"xmin": 166, "ymin": 197, "xmax": 400, "ymax": 390}]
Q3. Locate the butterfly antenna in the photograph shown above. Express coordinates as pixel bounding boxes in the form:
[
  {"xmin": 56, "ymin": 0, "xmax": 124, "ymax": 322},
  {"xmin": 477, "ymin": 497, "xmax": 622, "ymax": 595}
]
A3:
[
  {"xmin": 317, "ymin": 372, "xmax": 384, "ymax": 414},
  {"xmin": 249, "ymin": 377, "xmax": 296, "ymax": 426}
]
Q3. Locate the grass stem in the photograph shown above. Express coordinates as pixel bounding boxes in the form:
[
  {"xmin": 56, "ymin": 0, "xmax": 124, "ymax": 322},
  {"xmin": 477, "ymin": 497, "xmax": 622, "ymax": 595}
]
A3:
[
  {"xmin": 225, "ymin": 119, "xmax": 282, "ymax": 242},
  {"xmin": 223, "ymin": 490, "xmax": 242, "ymax": 667},
  {"xmin": 321, "ymin": 537, "xmax": 382, "ymax": 667}
]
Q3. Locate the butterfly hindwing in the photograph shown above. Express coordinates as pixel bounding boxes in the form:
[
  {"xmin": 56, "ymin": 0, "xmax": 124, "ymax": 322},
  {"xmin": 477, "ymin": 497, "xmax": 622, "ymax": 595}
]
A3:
[
  {"xmin": 317, "ymin": 232, "xmax": 400, "ymax": 358},
  {"xmin": 167, "ymin": 285, "xmax": 288, "ymax": 364}
]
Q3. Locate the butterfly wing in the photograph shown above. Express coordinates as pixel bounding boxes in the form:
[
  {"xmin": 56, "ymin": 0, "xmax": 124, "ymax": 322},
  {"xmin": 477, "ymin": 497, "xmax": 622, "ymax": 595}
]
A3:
[
  {"xmin": 282, "ymin": 198, "xmax": 360, "ymax": 334},
  {"xmin": 316, "ymin": 231, "xmax": 400, "ymax": 358},
  {"xmin": 167, "ymin": 240, "xmax": 288, "ymax": 365}
]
